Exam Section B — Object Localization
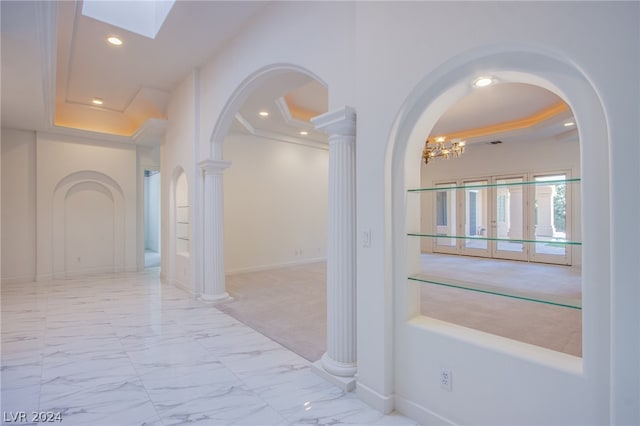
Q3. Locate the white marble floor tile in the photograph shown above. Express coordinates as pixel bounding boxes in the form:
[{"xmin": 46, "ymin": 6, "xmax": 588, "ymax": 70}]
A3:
[{"xmin": 1, "ymin": 269, "xmax": 417, "ymax": 426}]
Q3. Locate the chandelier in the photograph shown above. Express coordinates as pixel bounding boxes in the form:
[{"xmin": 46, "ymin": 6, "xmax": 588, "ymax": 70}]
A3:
[{"xmin": 422, "ymin": 136, "xmax": 466, "ymax": 165}]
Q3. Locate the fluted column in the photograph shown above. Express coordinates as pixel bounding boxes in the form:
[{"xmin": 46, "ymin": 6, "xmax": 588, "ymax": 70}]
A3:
[
  {"xmin": 312, "ymin": 106, "xmax": 357, "ymax": 387},
  {"xmin": 198, "ymin": 159, "xmax": 231, "ymax": 302}
]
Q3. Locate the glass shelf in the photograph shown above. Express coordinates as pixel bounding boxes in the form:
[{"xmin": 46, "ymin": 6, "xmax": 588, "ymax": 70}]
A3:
[
  {"xmin": 409, "ymin": 274, "xmax": 581, "ymax": 310},
  {"xmin": 408, "ymin": 178, "xmax": 581, "ymax": 192},
  {"xmin": 408, "ymin": 233, "xmax": 581, "ymax": 246}
]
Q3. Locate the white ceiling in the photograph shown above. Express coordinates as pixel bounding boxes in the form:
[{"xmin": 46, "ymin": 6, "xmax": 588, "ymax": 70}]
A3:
[{"xmin": 1, "ymin": 1, "xmax": 576, "ymax": 147}]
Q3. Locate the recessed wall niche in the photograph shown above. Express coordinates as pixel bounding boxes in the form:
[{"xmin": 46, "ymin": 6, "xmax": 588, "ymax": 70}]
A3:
[
  {"xmin": 175, "ymin": 171, "xmax": 189, "ymax": 255},
  {"xmin": 411, "ymin": 83, "xmax": 583, "ymax": 357}
]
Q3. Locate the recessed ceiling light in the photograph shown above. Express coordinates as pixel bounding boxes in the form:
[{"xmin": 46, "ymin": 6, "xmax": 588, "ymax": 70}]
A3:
[
  {"xmin": 473, "ymin": 76, "xmax": 494, "ymax": 88},
  {"xmin": 107, "ymin": 36, "xmax": 123, "ymax": 46},
  {"xmin": 92, "ymin": 98, "xmax": 104, "ymax": 105},
  {"xmin": 564, "ymin": 121, "xmax": 575, "ymax": 127},
  {"xmin": 434, "ymin": 136, "xmax": 446, "ymax": 143},
  {"xmin": 299, "ymin": 131, "xmax": 308, "ymax": 135},
  {"xmin": 258, "ymin": 111, "xmax": 269, "ymax": 117}
]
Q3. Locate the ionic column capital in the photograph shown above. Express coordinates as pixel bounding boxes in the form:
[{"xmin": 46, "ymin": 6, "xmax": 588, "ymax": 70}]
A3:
[
  {"xmin": 312, "ymin": 106, "xmax": 356, "ymax": 137},
  {"xmin": 198, "ymin": 159, "xmax": 231, "ymax": 175}
]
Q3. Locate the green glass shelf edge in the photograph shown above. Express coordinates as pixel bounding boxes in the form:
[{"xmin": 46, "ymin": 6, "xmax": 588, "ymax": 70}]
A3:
[
  {"xmin": 408, "ymin": 178, "xmax": 581, "ymax": 192},
  {"xmin": 408, "ymin": 233, "xmax": 582, "ymax": 246},
  {"xmin": 408, "ymin": 276, "xmax": 582, "ymax": 310}
]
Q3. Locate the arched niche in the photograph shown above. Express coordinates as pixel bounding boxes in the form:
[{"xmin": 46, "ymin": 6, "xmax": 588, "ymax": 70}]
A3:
[
  {"xmin": 52, "ymin": 171, "xmax": 125, "ymax": 278},
  {"xmin": 386, "ymin": 46, "xmax": 610, "ymax": 422},
  {"xmin": 169, "ymin": 165, "xmax": 192, "ymax": 290},
  {"xmin": 175, "ymin": 171, "xmax": 189, "ymax": 255}
]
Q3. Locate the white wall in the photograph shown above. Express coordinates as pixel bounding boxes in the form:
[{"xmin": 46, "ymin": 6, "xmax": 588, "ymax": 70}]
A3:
[
  {"xmin": 198, "ymin": 1, "xmax": 356, "ymax": 160},
  {"xmin": 353, "ymin": 2, "xmax": 638, "ymax": 424},
  {"xmin": 164, "ymin": 2, "xmax": 355, "ymax": 293},
  {"xmin": 35, "ymin": 133, "xmax": 137, "ymax": 279},
  {"xmin": 1, "ymin": 128, "xmax": 36, "ymax": 283},
  {"xmin": 162, "ymin": 70, "xmax": 198, "ymax": 292},
  {"xmin": 1, "ymin": 129, "xmax": 140, "ymax": 282},
  {"xmin": 162, "ymin": 1, "xmax": 638, "ymax": 424},
  {"xmin": 223, "ymin": 132, "xmax": 328, "ymax": 273}
]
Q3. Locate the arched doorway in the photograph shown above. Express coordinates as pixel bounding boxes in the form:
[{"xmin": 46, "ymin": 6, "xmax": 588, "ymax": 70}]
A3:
[
  {"xmin": 387, "ymin": 48, "xmax": 610, "ymax": 424},
  {"xmin": 206, "ymin": 64, "xmax": 331, "ymax": 362}
]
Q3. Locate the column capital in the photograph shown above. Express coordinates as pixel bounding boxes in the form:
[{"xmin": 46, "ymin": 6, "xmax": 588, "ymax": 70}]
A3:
[
  {"xmin": 312, "ymin": 106, "xmax": 356, "ymax": 137},
  {"xmin": 198, "ymin": 159, "xmax": 231, "ymax": 175}
]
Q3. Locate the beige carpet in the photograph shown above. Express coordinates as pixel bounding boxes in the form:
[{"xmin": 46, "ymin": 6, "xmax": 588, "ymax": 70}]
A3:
[
  {"xmin": 217, "ymin": 262, "xmax": 327, "ymax": 362},
  {"xmin": 217, "ymin": 255, "xmax": 582, "ymax": 362},
  {"xmin": 419, "ymin": 253, "xmax": 582, "ymax": 357}
]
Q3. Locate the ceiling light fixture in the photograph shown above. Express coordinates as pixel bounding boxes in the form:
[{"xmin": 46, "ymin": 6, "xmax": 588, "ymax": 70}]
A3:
[
  {"xmin": 107, "ymin": 36, "xmax": 123, "ymax": 46},
  {"xmin": 423, "ymin": 136, "xmax": 466, "ymax": 165},
  {"xmin": 472, "ymin": 76, "xmax": 494, "ymax": 88},
  {"xmin": 299, "ymin": 131, "xmax": 308, "ymax": 135},
  {"xmin": 92, "ymin": 98, "xmax": 104, "ymax": 105},
  {"xmin": 258, "ymin": 111, "xmax": 269, "ymax": 117},
  {"xmin": 563, "ymin": 121, "xmax": 575, "ymax": 127}
]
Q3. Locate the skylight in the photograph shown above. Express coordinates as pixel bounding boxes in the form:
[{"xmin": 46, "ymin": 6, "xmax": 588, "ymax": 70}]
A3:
[{"xmin": 82, "ymin": 0, "xmax": 176, "ymax": 40}]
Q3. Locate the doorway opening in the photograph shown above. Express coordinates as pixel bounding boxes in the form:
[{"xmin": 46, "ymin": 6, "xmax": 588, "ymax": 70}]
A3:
[
  {"xmin": 209, "ymin": 66, "xmax": 330, "ymax": 362},
  {"xmin": 144, "ymin": 169, "xmax": 161, "ymax": 268}
]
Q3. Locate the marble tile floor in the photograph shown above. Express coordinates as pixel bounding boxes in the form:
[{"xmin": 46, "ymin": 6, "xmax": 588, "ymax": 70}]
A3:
[{"xmin": 1, "ymin": 270, "xmax": 417, "ymax": 426}]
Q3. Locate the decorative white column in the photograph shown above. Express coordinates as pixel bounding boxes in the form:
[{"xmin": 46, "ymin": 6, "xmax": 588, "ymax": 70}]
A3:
[
  {"xmin": 198, "ymin": 159, "xmax": 231, "ymax": 302},
  {"xmin": 311, "ymin": 106, "xmax": 357, "ymax": 391}
]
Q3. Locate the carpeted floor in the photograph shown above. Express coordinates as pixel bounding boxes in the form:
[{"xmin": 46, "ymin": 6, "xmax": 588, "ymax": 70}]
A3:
[
  {"xmin": 419, "ymin": 253, "xmax": 582, "ymax": 357},
  {"xmin": 217, "ymin": 254, "xmax": 582, "ymax": 362},
  {"xmin": 217, "ymin": 262, "xmax": 327, "ymax": 362}
]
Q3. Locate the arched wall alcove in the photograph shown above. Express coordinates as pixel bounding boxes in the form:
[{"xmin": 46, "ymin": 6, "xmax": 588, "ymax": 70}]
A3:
[
  {"xmin": 386, "ymin": 45, "xmax": 611, "ymax": 424},
  {"xmin": 52, "ymin": 171, "xmax": 125, "ymax": 278},
  {"xmin": 170, "ymin": 165, "xmax": 191, "ymax": 290}
]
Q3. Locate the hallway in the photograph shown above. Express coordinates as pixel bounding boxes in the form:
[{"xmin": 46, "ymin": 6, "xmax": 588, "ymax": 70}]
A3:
[{"xmin": 0, "ymin": 270, "xmax": 415, "ymax": 426}]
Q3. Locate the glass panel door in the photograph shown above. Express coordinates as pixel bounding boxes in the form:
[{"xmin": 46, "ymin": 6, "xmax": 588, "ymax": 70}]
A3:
[
  {"xmin": 462, "ymin": 180, "xmax": 490, "ymax": 257},
  {"xmin": 531, "ymin": 174, "xmax": 570, "ymax": 264},
  {"xmin": 433, "ymin": 182, "xmax": 458, "ymax": 254},
  {"xmin": 492, "ymin": 177, "xmax": 527, "ymax": 261}
]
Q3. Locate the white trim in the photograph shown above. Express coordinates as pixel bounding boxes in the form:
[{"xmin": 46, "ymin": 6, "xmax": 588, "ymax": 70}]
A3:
[
  {"xmin": 170, "ymin": 278, "xmax": 194, "ymax": 296},
  {"xmin": 275, "ymin": 96, "xmax": 316, "ymax": 130},
  {"xmin": 356, "ymin": 381, "xmax": 394, "ymax": 414},
  {"xmin": 226, "ymin": 257, "xmax": 326, "ymax": 275},
  {"xmin": 394, "ymin": 395, "xmax": 457, "ymax": 426},
  {"xmin": 233, "ymin": 112, "xmax": 328, "ymax": 150},
  {"xmin": 1, "ymin": 274, "xmax": 37, "ymax": 285},
  {"xmin": 311, "ymin": 360, "xmax": 356, "ymax": 392}
]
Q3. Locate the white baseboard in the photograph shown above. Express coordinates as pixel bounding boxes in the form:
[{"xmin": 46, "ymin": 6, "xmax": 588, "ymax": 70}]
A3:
[
  {"xmin": 226, "ymin": 257, "xmax": 326, "ymax": 275},
  {"xmin": 1, "ymin": 274, "xmax": 36, "ymax": 284},
  {"xmin": 394, "ymin": 395, "xmax": 457, "ymax": 426},
  {"xmin": 170, "ymin": 279, "xmax": 196, "ymax": 297},
  {"xmin": 311, "ymin": 360, "xmax": 356, "ymax": 392},
  {"xmin": 36, "ymin": 273, "xmax": 53, "ymax": 282},
  {"xmin": 356, "ymin": 381, "xmax": 394, "ymax": 414}
]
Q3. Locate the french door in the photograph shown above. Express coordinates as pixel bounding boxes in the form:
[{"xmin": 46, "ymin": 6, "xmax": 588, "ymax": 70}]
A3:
[{"xmin": 432, "ymin": 172, "xmax": 572, "ymax": 265}]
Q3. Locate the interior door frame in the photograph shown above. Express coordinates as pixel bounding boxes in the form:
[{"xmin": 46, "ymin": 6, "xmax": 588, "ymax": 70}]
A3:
[{"xmin": 431, "ymin": 171, "xmax": 573, "ymax": 266}]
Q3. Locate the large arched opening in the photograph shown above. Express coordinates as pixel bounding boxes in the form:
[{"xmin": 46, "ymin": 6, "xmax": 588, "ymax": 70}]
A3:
[
  {"xmin": 207, "ymin": 64, "xmax": 331, "ymax": 362},
  {"xmin": 387, "ymin": 47, "xmax": 610, "ymax": 424}
]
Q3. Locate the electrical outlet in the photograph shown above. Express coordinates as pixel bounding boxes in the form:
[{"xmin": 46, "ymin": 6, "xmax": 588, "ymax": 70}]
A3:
[
  {"xmin": 440, "ymin": 368, "xmax": 452, "ymax": 392},
  {"xmin": 361, "ymin": 230, "xmax": 371, "ymax": 248}
]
